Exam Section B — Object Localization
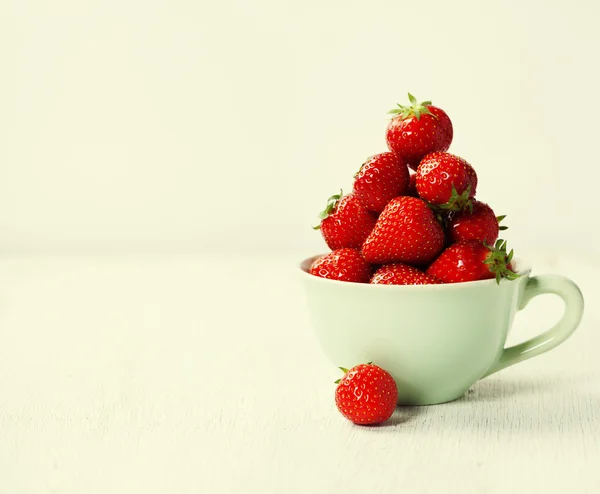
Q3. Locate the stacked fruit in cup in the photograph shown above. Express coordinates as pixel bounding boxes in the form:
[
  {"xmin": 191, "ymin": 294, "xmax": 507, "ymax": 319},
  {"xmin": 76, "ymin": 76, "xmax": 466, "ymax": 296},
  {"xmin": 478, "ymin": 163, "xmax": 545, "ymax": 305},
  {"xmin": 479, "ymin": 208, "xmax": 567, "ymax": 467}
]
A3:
[{"xmin": 311, "ymin": 93, "xmax": 518, "ymax": 286}]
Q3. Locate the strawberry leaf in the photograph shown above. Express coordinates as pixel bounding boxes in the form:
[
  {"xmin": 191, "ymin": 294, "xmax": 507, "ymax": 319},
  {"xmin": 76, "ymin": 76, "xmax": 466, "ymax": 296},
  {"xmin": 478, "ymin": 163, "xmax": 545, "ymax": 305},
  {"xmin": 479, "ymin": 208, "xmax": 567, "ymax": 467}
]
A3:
[
  {"xmin": 497, "ymin": 215, "xmax": 508, "ymax": 231},
  {"xmin": 484, "ymin": 239, "xmax": 520, "ymax": 285},
  {"xmin": 431, "ymin": 185, "xmax": 472, "ymax": 212},
  {"xmin": 314, "ymin": 190, "xmax": 343, "ymax": 227},
  {"xmin": 507, "ymin": 249, "xmax": 514, "ymax": 263},
  {"xmin": 388, "ymin": 93, "xmax": 438, "ymax": 120}
]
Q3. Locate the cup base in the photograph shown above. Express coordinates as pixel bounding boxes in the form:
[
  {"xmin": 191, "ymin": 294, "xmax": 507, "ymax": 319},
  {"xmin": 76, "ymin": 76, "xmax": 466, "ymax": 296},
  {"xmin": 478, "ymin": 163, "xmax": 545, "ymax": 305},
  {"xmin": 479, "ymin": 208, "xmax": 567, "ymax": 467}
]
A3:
[{"xmin": 397, "ymin": 388, "xmax": 469, "ymax": 406}]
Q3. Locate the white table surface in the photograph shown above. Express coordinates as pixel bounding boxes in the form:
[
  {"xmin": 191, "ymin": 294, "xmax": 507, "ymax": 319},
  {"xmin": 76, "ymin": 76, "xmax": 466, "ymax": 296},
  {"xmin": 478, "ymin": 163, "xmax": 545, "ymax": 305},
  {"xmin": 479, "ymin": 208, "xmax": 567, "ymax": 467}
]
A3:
[{"xmin": 0, "ymin": 253, "xmax": 598, "ymax": 493}]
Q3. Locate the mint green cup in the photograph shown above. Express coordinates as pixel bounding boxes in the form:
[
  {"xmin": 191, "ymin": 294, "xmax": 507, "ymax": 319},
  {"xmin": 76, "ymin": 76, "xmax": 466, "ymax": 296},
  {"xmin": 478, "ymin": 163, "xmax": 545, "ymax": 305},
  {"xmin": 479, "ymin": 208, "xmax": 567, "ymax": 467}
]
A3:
[{"xmin": 300, "ymin": 255, "xmax": 584, "ymax": 405}]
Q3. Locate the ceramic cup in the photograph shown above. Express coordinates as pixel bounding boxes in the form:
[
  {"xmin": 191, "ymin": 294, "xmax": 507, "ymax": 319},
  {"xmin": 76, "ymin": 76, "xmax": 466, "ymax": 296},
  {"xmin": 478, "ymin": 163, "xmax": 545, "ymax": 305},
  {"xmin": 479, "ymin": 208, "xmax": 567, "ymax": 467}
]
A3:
[{"xmin": 300, "ymin": 255, "xmax": 584, "ymax": 405}]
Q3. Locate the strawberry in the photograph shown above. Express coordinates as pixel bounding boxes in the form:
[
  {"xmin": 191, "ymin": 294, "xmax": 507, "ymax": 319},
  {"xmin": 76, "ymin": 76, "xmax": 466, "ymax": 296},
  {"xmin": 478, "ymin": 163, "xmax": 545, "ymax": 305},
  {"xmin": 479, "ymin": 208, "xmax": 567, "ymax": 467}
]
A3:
[
  {"xmin": 406, "ymin": 171, "xmax": 418, "ymax": 197},
  {"xmin": 335, "ymin": 363, "xmax": 398, "ymax": 425},
  {"xmin": 370, "ymin": 263, "xmax": 442, "ymax": 285},
  {"xmin": 426, "ymin": 239, "xmax": 519, "ymax": 284},
  {"xmin": 386, "ymin": 93, "xmax": 453, "ymax": 170},
  {"xmin": 362, "ymin": 196, "xmax": 445, "ymax": 265},
  {"xmin": 416, "ymin": 152, "xmax": 477, "ymax": 210},
  {"xmin": 448, "ymin": 201, "xmax": 506, "ymax": 244},
  {"xmin": 353, "ymin": 152, "xmax": 410, "ymax": 213},
  {"xmin": 314, "ymin": 191, "xmax": 376, "ymax": 250},
  {"xmin": 310, "ymin": 248, "xmax": 371, "ymax": 283}
]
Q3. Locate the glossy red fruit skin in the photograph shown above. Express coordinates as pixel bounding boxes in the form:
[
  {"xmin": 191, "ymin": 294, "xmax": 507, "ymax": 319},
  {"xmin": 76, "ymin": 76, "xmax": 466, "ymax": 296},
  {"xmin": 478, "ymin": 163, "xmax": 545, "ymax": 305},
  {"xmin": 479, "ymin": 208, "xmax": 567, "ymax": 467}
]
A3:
[
  {"xmin": 386, "ymin": 106, "xmax": 453, "ymax": 170},
  {"xmin": 449, "ymin": 201, "xmax": 499, "ymax": 244},
  {"xmin": 335, "ymin": 364, "xmax": 398, "ymax": 425},
  {"xmin": 353, "ymin": 152, "xmax": 410, "ymax": 213},
  {"xmin": 416, "ymin": 152, "xmax": 477, "ymax": 205},
  {"xmin": 426, "ymin": 241, "xmax": 493, "ymax": 283},
  {"xmin": 466, "ymin": 163, "xmax": 478, "ymax": 198},
  {"xmin": 320, "ymin": 195, "xmax": 376, "ymax": 250},
  {"xmin": 362, "ymin": 197, "xmax": 445, "ymax": 265},
  {"xmin": 310, "ymin": 248, "xmax": 372, "ymax": 283},
  {"xmin": 370, "ymin": 263, "xmax": 442, "ymax": 285}
]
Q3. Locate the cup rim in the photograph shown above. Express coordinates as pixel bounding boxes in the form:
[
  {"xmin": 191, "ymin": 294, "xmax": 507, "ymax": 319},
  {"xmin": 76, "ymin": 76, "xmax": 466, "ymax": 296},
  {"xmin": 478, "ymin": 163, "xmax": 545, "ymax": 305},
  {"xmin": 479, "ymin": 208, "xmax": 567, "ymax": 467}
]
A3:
[{"xmin": 299, "ymin": 253, "xmax": 532, "ymax": 289}]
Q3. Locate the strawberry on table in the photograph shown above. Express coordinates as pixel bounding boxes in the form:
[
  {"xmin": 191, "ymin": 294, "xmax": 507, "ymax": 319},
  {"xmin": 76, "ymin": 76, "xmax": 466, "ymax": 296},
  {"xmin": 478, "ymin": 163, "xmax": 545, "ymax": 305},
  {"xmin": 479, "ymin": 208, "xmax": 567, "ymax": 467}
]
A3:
[
  {"xmin": 335, "ymin": 363, "xmax": 398, "ymax": 425},
  {"xmin": 353, "ymin": 152, "xmax": 410, "ymax": 213},
  {"xmin": 310, "ymin": 248, "xmax": 372, "ymax": 283},
  {"xmin": 386, "ymin": 93, "xmax": 453, "ymax": 170},
  {"xmin": 313, "ymin": 191, "xmax": 376, "ymax": 250},
  {"xmin": 370, "ymin": 263, "xmax": 442, "ymax": 285},
  {"xmin": 416, "ymin": 152, "xmax": 478, "ymax": 210},
  {"xmin": 448, "ymin": 201, "xmax": 505, "ymax": 244},
  {"xmin": 426, "ymin": 239, "xmax": 519, "ymax": 284},
  {"xmin": 362, "ymin": 196, "xmax": 445, "ymax": 265}
]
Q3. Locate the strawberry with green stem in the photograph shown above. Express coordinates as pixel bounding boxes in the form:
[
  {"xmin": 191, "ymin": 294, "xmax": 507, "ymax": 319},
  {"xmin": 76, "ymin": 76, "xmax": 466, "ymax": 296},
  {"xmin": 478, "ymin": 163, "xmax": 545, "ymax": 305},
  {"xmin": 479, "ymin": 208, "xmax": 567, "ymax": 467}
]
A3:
[
  {"xmin": 416, "ymin": 152, "xmax": 478, "ymax": 211},
  {"xmin": 386, "ymin": 93, "xmax": 453, "ymax": 170},
  {"xmin": 448, "ymin": 201, "xmax": 505, "ymax": 244},
  {"xmin": 313, "ymin": 191, "xmax": 376, "ymax": 250},
  {"xmin": 335, "ymin": 363, "xmax": 398, "ymax": 425},
  {"xmin": 426, "ymin": 239, "xmax": 519, "ymax": 284}
]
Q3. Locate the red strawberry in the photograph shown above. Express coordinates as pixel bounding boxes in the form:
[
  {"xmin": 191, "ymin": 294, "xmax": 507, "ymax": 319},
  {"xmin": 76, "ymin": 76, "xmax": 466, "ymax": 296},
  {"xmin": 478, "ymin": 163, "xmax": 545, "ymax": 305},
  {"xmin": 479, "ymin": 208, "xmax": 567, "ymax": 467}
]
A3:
[
  {"xmin": 466, "ymin": 163, "xmax": 479, "ymax": 196},
  {"xmin": 370, "ymin": 263, "xmax": 442, "ymax": 285},
  {"xmin": 310, "ymin": 248, "xmax": 371, "ymax": 283},
  {"xmin": 362, "ymin": 196, "xmax": 445, "ymax": 265},
  {"xmin": 448, "ymin": 201, "xmax": 505, "ymax": 244},
  {"xmin": 386, "ymin": 93, "xmax": 453, "ymax": 170},
  {"xmin": 335, "ymin": 363, "xmax": 398, "ymax": 425},
  {"xmin": 406, "ymin": 171, "xmax": 418, "ymax": 197},
  {"xmin": 416, "ymin": 152, "xmax": 477, "ymax": 210},
  {"xmin": 314, "ymin": 191, "xmax": 376, "ymax": 250},
  {"xmin": 426, "ymin": 240, "xmax": 519, "ymax": 284},
  {"xmin": 353, "ymin": 152, "xmax": 410, "ymax": 213}
]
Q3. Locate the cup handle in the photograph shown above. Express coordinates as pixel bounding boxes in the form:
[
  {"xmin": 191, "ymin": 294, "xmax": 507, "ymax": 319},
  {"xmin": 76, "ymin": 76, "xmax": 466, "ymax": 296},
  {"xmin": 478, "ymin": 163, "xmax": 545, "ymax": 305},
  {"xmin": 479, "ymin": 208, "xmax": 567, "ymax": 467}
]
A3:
[{"xmin": 483, "ymin": 274, "xmax": 584, "ymax": 378}]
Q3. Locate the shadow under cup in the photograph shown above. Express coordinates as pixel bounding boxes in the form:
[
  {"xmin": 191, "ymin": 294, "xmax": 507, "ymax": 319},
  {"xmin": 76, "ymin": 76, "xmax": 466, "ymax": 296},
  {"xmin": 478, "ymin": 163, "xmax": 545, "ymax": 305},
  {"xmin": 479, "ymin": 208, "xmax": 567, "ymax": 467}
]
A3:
[{"xmin": 300, "ymin": 255, "xmax": 584, "ymax": 405}]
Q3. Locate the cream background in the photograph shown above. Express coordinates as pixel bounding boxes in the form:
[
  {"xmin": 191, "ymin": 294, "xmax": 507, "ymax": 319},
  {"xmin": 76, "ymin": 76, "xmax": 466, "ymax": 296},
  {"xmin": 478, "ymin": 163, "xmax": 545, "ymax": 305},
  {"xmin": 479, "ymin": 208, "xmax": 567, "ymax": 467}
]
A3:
[
  {"xmin": 1, "ymin": 2, "xmax": 600, "ymax": 493},
  {"xmin": 1, "ymin": 0, "xmax": 599, "ymax": 258}
]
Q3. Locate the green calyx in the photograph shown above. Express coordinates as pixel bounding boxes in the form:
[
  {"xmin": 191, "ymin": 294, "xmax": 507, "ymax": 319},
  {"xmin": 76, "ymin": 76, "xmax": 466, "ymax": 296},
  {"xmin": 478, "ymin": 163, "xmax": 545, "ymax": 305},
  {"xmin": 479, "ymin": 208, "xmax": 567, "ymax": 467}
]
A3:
[
  {"xmin": 334, "ymin": 366, "xmax": 349, "ymax": 384},
  {"xmin": 431, "ymin": 185, "xmax": 473, "ymax": 213},
  {"xmin": 388, "ymin": 92, "xmax": 437, "ymax": 120},
  {"xmin": 483, "ymin": 239, "xmax": 520, "ymax": 285},
  {"xmin": 497, "ymin": 215, "xmax": 508, "ymax": 231},
  {"xmin": 312, "ymin": 189, "xmax": 343, "ymax": 230},
  {"xmin": 333, "ymin": 363, "xmax": 372, "ymax": 384}
]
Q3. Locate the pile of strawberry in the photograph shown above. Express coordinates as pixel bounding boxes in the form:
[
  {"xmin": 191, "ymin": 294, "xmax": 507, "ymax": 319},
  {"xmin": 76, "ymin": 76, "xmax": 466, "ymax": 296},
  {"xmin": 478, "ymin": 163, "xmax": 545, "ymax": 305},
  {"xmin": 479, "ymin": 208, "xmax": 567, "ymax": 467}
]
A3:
[{"xmin": 311, "ymin": 93, "xmax": 518, "ymax": 285}]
